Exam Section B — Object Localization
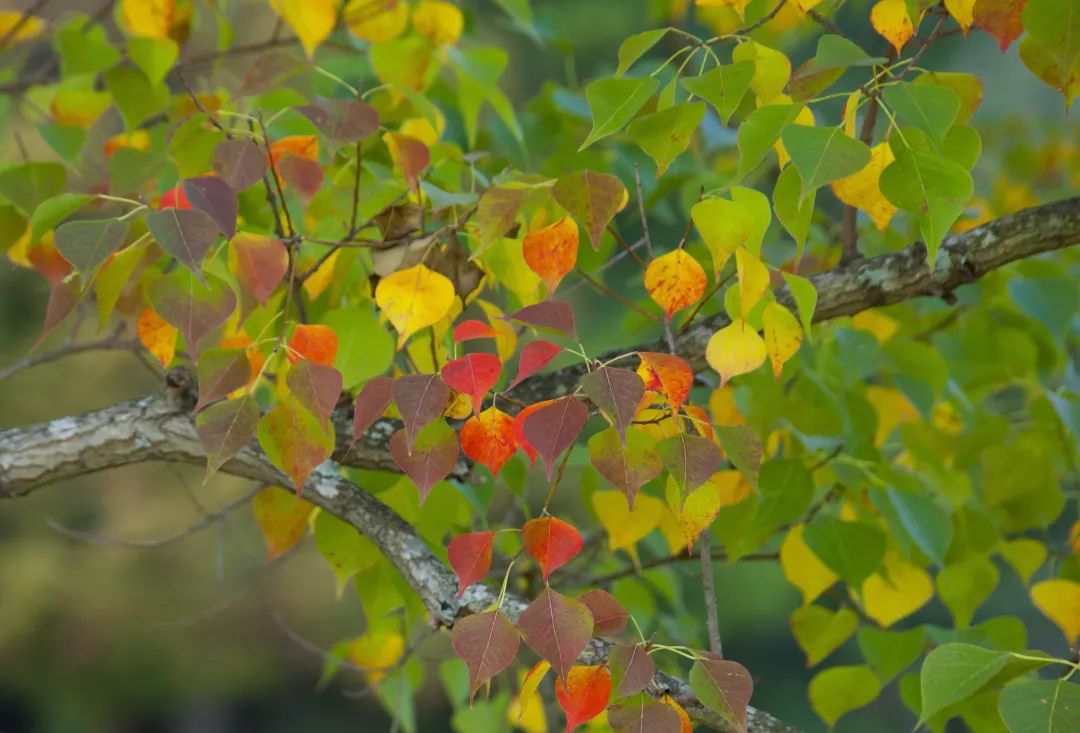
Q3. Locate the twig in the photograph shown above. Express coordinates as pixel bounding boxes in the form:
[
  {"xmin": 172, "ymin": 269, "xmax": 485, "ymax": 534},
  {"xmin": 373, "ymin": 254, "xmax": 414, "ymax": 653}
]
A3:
[
  {"xmin": 805, "ymin": 8, "xmax": 842, "ymax": 36},
  {"xmin": 0, "ymin": 0, "xmax": 49, "ymax": 49},
  {"xmin": 700, "ymin": 533, "xmax": 723, "ymax": 657},
  {"xmin": 0, "ymin": 336, "xmax": 140, "ymax": 382},
  {"xmin": 563, "ymin": 237, "xmax": 648, "ymax": 294},
  {"xmin": 541, "ymin": 444, "xmax": 574, "ymax": 512},
  {"xmin": 590, "ymin": 549, "xmax": 779, "ymax": 585},
  {"xmin": 678, "ymin": 270, "xmax": 735, "ymax": 332},
  {"xmin": 731, "ymin": 0, "xmax": 787, "ymax": 36},
  {"xmin": 607, "ymin": 225, "xmax": 648, "ymax": 268},
  {"xmin": 272, "ymin": 610, "xmax": 371, "ymax": 675},
  {"xmin": 634, "ymin": 164, "xmax": 654, "ymax": 260},
  {"xmin": 575, "ymin": 267, "xmax": 661, "ymax": 322}
]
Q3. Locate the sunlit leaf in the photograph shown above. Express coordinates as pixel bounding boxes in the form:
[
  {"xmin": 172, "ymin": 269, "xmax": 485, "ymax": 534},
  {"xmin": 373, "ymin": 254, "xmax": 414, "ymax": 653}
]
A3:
[
  {"xmin": 522, "ymin": 516, "xmax": 584, "ymax": 582},
  {"xmin": 460, "ymin": 407, "xmax": 517, "ymax": 477},
  {"xmin": 375, "ymin": 263, "xmax": 456, "ymax": 348},
  {"xmin": 644, "ymin": 249, "xmax": 707, "ymax": 321},
  {"xmin": 555, "ymin": 665, "xmax": 611, "ymax": 732}
]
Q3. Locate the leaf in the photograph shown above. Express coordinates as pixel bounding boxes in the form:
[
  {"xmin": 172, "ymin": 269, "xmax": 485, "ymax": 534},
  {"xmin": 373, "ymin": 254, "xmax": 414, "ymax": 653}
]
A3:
[
  {"xmin": 706, "ymin": 319, "xmax": 767, "ymax": 386},
  {"xmin": 871, "ymin": 0, "xmax": 915, "ymax": 53},
  {"xmin": 352, "ymin": 376, "xmax": 395, "ymax": 442},
  {"xmin": 1031, "ymin": 579, "xmax": 1080, "ymax": 644},
  {"xmin": 146, "ymin": 207, "xmax": 220, "ymax": 278},
  {"xmin": 668, "ymin": 474, "xmax": 741, "ymax": 547},
  {"xmin": 182, "ymin": 176, "xmax": 238, "ymax": 238},
  {"xmin": 857, "ymin": 626, "xmax": 926, "ymax": 684},
  {"xmin": 809, "ymin": 665, "xmax": 881, "ymax": 726},
  {"xmin": 609, "ymin": 694, "xmax": 682, "ymax": 733},
  {"xmin": 552, "ymin": 170, "xmax": 628, "ymax": 250},
  {"xmin": 616, "ymin": 28, "xmax": 669, "ymax": 76},
  {"xmin": 313, "ymin": 510, "xmax": 379, "ymax": 597},
  {"xmin": 581, "ymin": 367, "xmax": 644, "ymax": 443},
  {"xmin": 886, "ymin": 487, "xmax": 952, "ymax": 566},
  {"xmin": 789, "ymin": 35, "xmax": 886, "ymax": 101},
  {"xmin": 644, "ymin": 250, "xmax": 707, "ymax": 321},
  {"xmin": 689, "ymin": 656, "xmax": 753, "ymax": 733},
  {"xmin": 937, "ymin": 555, "xmax": 999, "ymax": 629},
  {"xmin": 772, "ymin": 166, "xmax": 815, "ymax": 255},
  {"xmin": 882, "ymin": 82, "xmax": 961, "ymax": 144},
  {"xmin": 375, "ymin": 263, "xmax": 456, "ymax": 348},
  {"xmin": 344, "ymin": 0, "xmax": 408, "ymax": 42},
  {"xmin": 509, "ymin": 340, "xmax": 563, "ymax": 389},
  {"xmin": 522, "ymin": 396, "xmax": 589, "ymax": 479},
  {"xmin": 137, "ymin": 306, "xmax": 177, "ymax": 367},
  {"xmin": 451, "ymin": 611, "xmax": 520, "ymax": 699},
  {"xmin": 580, "ymin": 76, "xmax": 660, "ymax": 150},
  {"xmin": 53, "ymin": 218, "xmax": 128, "ymax": 276},
  {"xmin": 149, "ymin": 270, "xmax": 236, "ymax": 362},
  {"xmin": 412, "ymin": 0, "xmax": 463, "ymax": 45},
  {"xmin": 830, "ymin": 142, "xmax": 897, "ymax": 232},
  {"xmin": 393, "ymin": 373, "xmax": 451, "ymax": 453},
  {"xmin": 919, "ymin": 643, "xmax": 1012, "ymax": 721},
  {"xmin": 128, "ymin": 36, "xmax": 177, "ymax": 85},
  {"xmin": 195, "ymin": 395, "xmax": 260, "ymax": 480},
  {"xmin": 121, "ymin": 0, "xmax": 174, "ymax": 39},
  {"xmin": 780, "ymin": 525, "xmax": 839, "ymax": 604},
  {"xmin": 635, "ymin": 353, "xmax": 691, "ymax": 414},
  {"xmin": 860, "ymin": 552, "xmax": 934, "ymax": 627},
  {"xmin": 522, "ymin": 217, "xmax": 578, "ymax": 294},
  {"xmin": 591, "ymin": 490, "xmax": 664, "ymax": 556},
  {"xmin": 257, "ymin": 396, "xmax": 334, "ymax": 491},
  {"xmin": 790, "ymin": 605, "xmax": 858, "ymax": 667},
  {"xmin": 0, "ymin": 10, "xmax": 44, "ymax": 45},
  {"xmin": 453, "ymin": 320, "xmax": 497, "ymax": 343},
  {"xmin": 522, "ymin": 516, "xmax": 584, "ymax": 582},
  {"xmin": 194, "ymin": 347, "xmax": 251, "ymax": 413},
  {"xmin": 781, "ymin": 272, "xmax": 817, "ymax": 341},
  {"xmin": 389, "ymin": 420, "xmax": 459, "ymax": 503},
  {"xmin": 518, "ymin": 587, "xmax": 594, "ymax": 683},
  {"xmin": 0, "ymin": 162, "xmax": 65, "ymax": 216},
  {"xmin": 802, "ymin": 517, "xmax": 885, "ymax": 586},
  {"xmin": 626, "ymin": 102, "xmax": 706, "ymax": 177},
  {"xmin": 578, "ymin": 589, "xmax": 629, "ymax": 637},
  {"xmin": 510, "ymin": 300, "xmax": 577, "ymax": 338},
  {"xmin": 228, "ymin": 233, "xmax": 288, "ymax": 306},
  {"xmin": 296, "ymin": 99, "xmax": 380, "ymax": 142},
  {"xmin": 384, "ymin": 132, "xmax": 430, "ymax": 190},
  {"xmin": 782, "ymin": 125, "xmax": 871, "ymax": 198},
  {"xmin": 475, "ymin": 186, "xmax": 527, "ymax": 246},
  {"xmin": 1000, "ymin": 539, "xmax": 1047, "ymax": 585},
  {"xmin": 1019, "ymin": 0, "xmax": 1080, "ymax": 108},
  {"xmin": 680, "ymin": 60, "xmax": 754, "ymax": 124},
  {"xmin": 588, "ymin": 427, "xmax": 663, "ymax": 508},
  {"xmin": 610, "ymin": 643, "xmax": 655, "ymax": 697},
  {"xmin": 761, "ymin": 302, "xmax": 803, "ymax": 378},
  {"xmin": 30, "ymin": 194, "xmax": 93, "ymax": 244},
  {"xmin": 975, "ymin": 0, "xmax": 1026, "ymax": 51},
  {"xmin": 441, "ymin": 353, "xmax": 502, "ymax": 415},
  {"xmin": 999, "ymin": 679, "xmax": 1080, "ymax": 733},
  {"xmin": 735, "ymin": 104, "xmax": 802, "ymax": 182},
  {"xmin": 287, "ymin": 323, "xmax": 338, "ymax": 366},
  {"xmin": 252, "ymin": 486, "xmax": 315, "ymax": 561},
  {"xmin": 460, "ymin": 407, "xmax": 517, "ymax": 477},
  {"xmin": 325, "ymin": 306, "xmax": 394, "ymax": 388},
  {"xmin": 213, "ymin": 139, "xmax": 269, "ymax": 191},
  {"xmin": 269, "ymin": 0, "xmax": 334, "ymax": 57},
  {"xmin": 735, "ymin": 247, "xmax": 769, "ymax": 318},
  {"xmin": 448, "ymin": 531, "xmax": 495, "ymax": 599},
  {"xmin": 690, "ymin": 188, "xmax": 771, "ymax": 274},
  {"xmin": 555, "ymin": 665, "xmax": 611, "ymax": 732},
  {"xmin": 288, "ymin": 360, "xmax": 343, "ymax": 424},
  {"xmin": 657, "ymin": 432, "xmax": 723, "ymax": 495}
]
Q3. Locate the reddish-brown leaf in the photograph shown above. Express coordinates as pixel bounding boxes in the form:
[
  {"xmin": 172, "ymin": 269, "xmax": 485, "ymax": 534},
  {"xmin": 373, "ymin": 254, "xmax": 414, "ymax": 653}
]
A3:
[
  {"xmin": 475, "ymin": 186, "xmax": 526, "ymax": 245},
  {"xmin": 974, "ymin": 0, "xmax": 1027, "ymax": 52},
  {"xmin": 552, "ymin": 170, "xmax": 627, "ymax": 250},
  {"xmin": 512, "ymin": 399, "xmax": 555, "ymax": 464},
  {"xmin": 451, "ymin": 610, "xmax": 520, "ymax": 700},
  {"xmin": 637, "ymin": 352, "xmax": 693, "ymax": 413},
  {"xmin": 384, "ymin": 132, "xmax": 429, "ymax": 190},
  {"xmin": 581, "ymin": 366, "xmax": 644, "ymax": 443},
  {"xmin": 194, "ymin": 347, "xmax": 251, "ymax": 413},
  {"xmin": 522, "ymin": 396, "xmax": 589, "ymax": 479},
  {"xmin": 441, "ymin": 353, "xmax": 502, "ymax": 415},
  {"xmin": 518, "ymin": 588, "xmax": 594, "ymax": 683},
  {"xmin": 213, "ymin": 138, "xmax": 268, "ymax": 191},
  {"xmin": 555, "ymin": 665, "xmax": 611, "ymax": 732},
  {"xmin": 608, "ymin": 694, "xmax": 682, "ymax": 733},
  {"xmin": 182, "ymin": 175, "xmax": 238, "ymax": 238},
  {"xmin": 578, "ymin": 589, "xmax": 629, "ymax": 637},
  {"xmin": 508, "ymin": 340, "xmax": 563, "ymax": 389},
  {"xmin": 522, "ymin": 516, "xmax": 584, "ymax": 582},
  {"xmin": 288, "ymin": 323, "xmax": 338, "ymax": 366},
  {"xmin": 196, "ymin": 394, "xmax": 260, "ymax": 480},
  {"xmin": 453, "ymin": 319, "xmax": 497, "ymax": 342},
  {"xmin": 33, "ymin": 276, "xmax": 82, "ymax": 349},
  {"xmin": 287, "ymin": 360, "xmax": 343, "ymax": 424},
  {"xmin": 510, "ymin": 300, "xmax": 577, "ymax": 338},
  {"xmin": 587, "ymin": 427, "xmax": 663, "ymax": 508},
  {"xmin": 277, "ymin": 153, "xmax": 324, "ymax": 197},
  {"xmin": 657, "ymin": 433, "xmax": 722, "ymax": 494},
  {"xmin": 610, "ymin": 643, "xmax": 655, "ymax": 698},
  {"xmin": 460, "ymin": 406, "xmax": 517, "ymax": 476},
  {"xmin": 296, "ymin": 98, "xmax": 380, "ymax": 142},
  {"xmin": 523, "ymin": 216, "xmax": 579, "ymax": 294},
  {"xmin": 689, "ymin": 656, "xmax": 753, "ymax": 733},
  {"xmin": 146, "ymin": 207, "xmax": 220, "ymax": 278},
  {"xmin": 228, "ymin": 233, "xmax": 288, "ymax": 306},
  {"xmin": 148, "ymin": 270, "xmax": 236, "ymax": 362},
  {"xmin": 394, "ymin": 373, "xmax": 450, "ymax": 453},
  {"xmin": 447, "ymin": 530, "xmax": 495, "ymax": 599},
  {"xmin": 352, "ymin": 376, "xmax": 395, "ymax": 443},
  {"xmin": 388, "ymin": 421, "xmax": 459, "ymax": 503}
]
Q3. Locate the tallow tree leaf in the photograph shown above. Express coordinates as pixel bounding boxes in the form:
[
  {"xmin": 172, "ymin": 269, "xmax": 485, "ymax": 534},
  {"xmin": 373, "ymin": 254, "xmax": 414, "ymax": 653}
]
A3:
[
  {"xmin": 287, "ymin": 360, "xmax": 343, "ymax": 424},
  {"xmin": 146, "ymin": 207, "xmax": 220, "ymax": 278},
  {"xmin": 393, "ymin": 372, "xmax": 450, "ymax": 453},
  {"xmin": 809, "ymin": 664, "xmax": 881, "ymax": 726},
  {"xmin": 689, "ymin": 656, "xmax": 753, "ymax": 733},
  {"xmin": 790, "ymin": 604, "xmax": 859, "ymax": 667},
  {"xmin": 802, "ymin": 517, "xmax": 886, "ymax": 586},
  {"xmin": 257, "ymin": 396, "xmax": 335, "ymax": 492},
  {"xmin": 388, "ymin": 419, "xmax": 458, "ymax": 503},
  {"xmin": 690, "ymin": 188, "xmax": 771, "ymax": 274},
  {"xmin": 510, "ymin": 299, "xmax": 577, "ymax": 338},
  {"xmin": 447, "ymin": 530, "xmax": 495, "ymax": 599},
  {"xmin": 287, "ymin": 323, "xmax": 338, "ymax": 366},
  {"xmin": 195, "ymin": 394, "xmax": 260, "ymax": 480},
  {"xmin": 441, "ymin": 352, "xmax": 502, "ymax": 414},
  {"xmin": 459, "ymin": 406, "xmax": 517, "ymax": 477},
  {"xmin": 999, "ymin": 678, "xmax": 1080, "ymax": 733},
  {"xmin": 251, "ymin": 485, "xmax": 316, "ymax": 562},
  {"xmin": 581, "ymin": 367, "xmax": 644, "ymax": 443},
  {"xmin": 375, "ymin": 263, "xmax": 456, "ymax": 348},
  {"xmin": 657, "ymin": 432, "xmax": 722, "ymax": 495},
  {"xmin": 608, "ymin": 693, "xmax": 682, "ymax": 733},
  {"xmin": 518, "ymin": 587, "xmax": 594, "ymax": 683},
  {"xmin": 626, "ymin": 102, "xmax": 706, "ymax": 177},
  {"xmin": 522, "ymin": 516, "xmax": 584, "ymax": 582},
  {"xmin": 213, "ymin": 138, "xmax": 269, "ymax": 191},
  {"xmin": 269, "ymin": 0, "xmax": 334, "ymax": 57},
  {"xmin": 54, "ymin": 217, "xmax": 128, "ymax": 276},
  {"xmin": 580, "ymin": 76, "xmax": 659, "ymax": 150},
  {"xmin": 552, "ymin": 170, "xmax": 628, "ymax": 250},
  {"xmin": 610, "ymin": 643, "xmax": 655, "ymax": 698},
  {"xmin": 351, "ymin": 376, "xmax": 395, "ymax": 444},
  {"xmin": 636, "ymin": 352, "xmax": 693, "ymax": 413},
  {"xmin": 451, "ymin": 610, "xmax": 520, "ymax": 700},
  {"xmin": 228, "ymin": 233, "xmax": 288, "ymax": 306},
  {"xmin": 508, "ymin": 340, "xmax": 562, "ymax": 389},
  {"xmin": 296, "ymin": 98, "xmax": 380, "ymax": 142},
  {"xmin": 644, "ymin": 250, "xmax": 706, "ymax": 321},
  {"xmin": 136, "ymin": 306, "xmax": 177, "ymax": 367},
  {"xmin": 148, "ymin": 270, "xmax": 236, "ymax": 362},
  {"xmin": 555, "ymin": 665, "xmax": 611, "ymax": 732},
  {"xmin": 522, "ymin": 216, "xmax": 578, "ymax": 294},
  {"xmin": 183, "ymin": 175, "xmax": 238, "ymax": 238},
  {"xmin": 680, "ymin": 60, "xmax": 755, "ymax": 124},
  {"xmin": 522, "ymin": 396, "xmax": 589, "ymax": 479},
  {"xmin": 475, "ymin": 186, "xmax": 526, "ymax": 246},
  {"xmin": 194, "ymin": 347, "xmax": 251, "ymax": 413},
  {"xmin": 578, "ymin": 589, "xmax": 629, "ymax": 637},
  {"xmin": 781, "ymin": 124, "xmax": 871, "ymax": 198},
  {"xmin": 706, "ymin": 319, "xmax": 767, "ymax": 386},
  {"xmin": 588, "ymin": 426, "xmax": 663, "ymax": 508}
]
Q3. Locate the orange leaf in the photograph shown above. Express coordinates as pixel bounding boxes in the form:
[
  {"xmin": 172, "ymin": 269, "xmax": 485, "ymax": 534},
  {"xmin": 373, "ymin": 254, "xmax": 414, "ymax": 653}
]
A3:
[
  {"xmin": 522, "ymin": 516, "xmax": 584, "ymax": 582},
  {"xmin": 454, "ymin": 319, "xmax": 497, "ymax": 342},
  {"xmin": 637, "ymin": 351, "xmax": 693, "ymax": 412},
  {"xmin": 660, "ymin": 694, "xmax": 694, "ymax": 733},
  {"xmin": 644, "ymin": 250, "xmax": 706, "ymax": 321},
  {"xmin": 512, "ymin": 400, "xmax": 555, "ymax": 464},
  {"xmin": 384, "ymin": 132, "xmax": 430, "ymax": 190},
  {"xmin": 555, "ymin": 665, "xmax": 612, "ymax": 732},
  {"xmin": 288, "ymin": 323, "xmax": 338, "ymax": 366},
  {"xmin": 252, "ymin": 486, "xmax": 315, "ymax": 561},
  {"xmin": 523, "ymin": 217, "xmax": 579, "ymax": 295},
  {"xmin": 137, "ymin": 306, "xmax": 177, "ymax": 367},
  {"xmin": 460, "ymin": 407, "xmax": 517, "ymax": 476}
]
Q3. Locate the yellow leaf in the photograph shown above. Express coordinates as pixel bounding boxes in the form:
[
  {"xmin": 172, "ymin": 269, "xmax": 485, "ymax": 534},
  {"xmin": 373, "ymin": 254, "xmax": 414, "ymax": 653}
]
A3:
[
  {"xmin": 271, "ymin": 0, "xmax": 335, "ymax": 58},
  {"xmin": 863, "ymin": 386, "xmax": 919, "ymax": 445},
  {"xmin": 347, "ymin": 630, "xmax": 405, "ymax": 683},
  {"xmin": 1031, "ymin": 579, "xmax": 1080, "ymax": 644},
  {"xmin": 871, "ymin": 0, "xmax": 914, "ymax": 54},
  {"xmin": 831, "ymin": 142, "xmax": 897, "ymax": 232},
  {"xmin": 301, "ymin": 249, "xmax": 340, "ymax": 301},
  {"xmin": 122, "ymin": 0, "xmax": 173, "ymax": 39},
  {"xmin": 476, "ymin": 299, "xmax": 517, "ymax": 362},
  {"xmin": 137, "ymin": 306, "xmax": 177, "ymax": 367},
  {"xmin": 850, "ymin": 309, "xmax": 898, "ymax": 343},
  {"xmin": 666, "ymin": 473, "xmax": 748, "ymax": 547},
  {"xmin": 509, "ymin": 662, "xmax": 550, "ymax": 733},
  {"xmin": 252, "ymin": 486, "xmax": 316, "ymax": 561},
  {"xmin": 781, "ymin": 524, "xmax": 838, "ymax": 605},
  {"xmin": 0, "ymin": 10, "xmax": 45, "ymax": 45},
  {"xmin": 401, "ymin": 113, "xmax": 444, "ymax": 146},
  {"xmin": 634, "ymin": 405, "xmax": 683, "ymax": 441},
  {"xmin": 705, "ymin": 318, "xmax": 767, "ymax": 386},
  {"xmin": 762, "ymin": 302, "xmax": 803, "ymax": 378},
  {"xmin": 644, "ymin": 249, "xmax": 707, "ymax": 321},
  {"xmin": 591, "ymin": 489, "xmax": 663, "ymax": 558},
  {"xmin": 412, "ymin": 0, "xmax": 463, "ymax": 45},
  {"xmin": 375, "ymin": 263, "xmax": 456, "ymax": 348},
  {"xmin": 858, "ymin": 552, "xmax": 933, "ymax": 627},
  {"xmin": 842, "ymin": 91, "xmax": 861, "ymax": 137},
  {"xmin": 735, "ymin": 247, "xmax": 770, "ymax": 318},
  {"xmin": 695, "ymin": 0, "xmax": 752, "ymax": 17},
  {"xmin": 732, "ymin": 41, "xmax": 791, "ymax": 103},
  {"xmin": 796, "ymin": 0, "xmax": 824, "ymax": 10},
  {"xmin": 345, "ymin": 0, "xmax": 409, "ymax": 43},
  {"xmin": 773, "ymin": 98, "xmax": 816, "ymax": 165},
  {"xmin": 944, "ymin": 0, "xmax": 975, "ymax": 31}
]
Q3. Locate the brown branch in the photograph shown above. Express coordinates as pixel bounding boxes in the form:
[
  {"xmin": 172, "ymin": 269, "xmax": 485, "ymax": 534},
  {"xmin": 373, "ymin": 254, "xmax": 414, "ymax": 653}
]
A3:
[
  {"xmin": 591, "ymin": 550, "xmax": 780, "ymax": 586},
  {"xmin": 0, "ymin": 336, "xmax": 141, "ymax": 382}
]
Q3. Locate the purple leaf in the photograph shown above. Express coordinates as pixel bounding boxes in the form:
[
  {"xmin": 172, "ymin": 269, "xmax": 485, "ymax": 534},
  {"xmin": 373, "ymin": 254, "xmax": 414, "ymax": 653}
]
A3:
[
  {"xmin": 510, "ymin": 299, "xmax": 576, "ymax": 338},
  {"xmin": 522, "ymin": 396, "xmax": 589, "ymax": 479},
  {"xmin": 194, "ymin": 347, "xmax": 251, "ymax": 413},
  {"xmin": 148, "ymin": 270, "xmax": 236, "ymax": 362},
  {"xmin": 450, "ymin": 610, "xmax": 520, "ymax": 700},
  {"xmin": 213, "ymin": 138, "xmax": 269, "ymax": 191},
  {"xmin": 196, "ymin": 395, "xmax": 260, "ymax": 480},
  {"xmin": 352, "ymin": 376, "xmax": 395, "ymax": 444},
  {"xmin": 579, "ymin": 588, "xmax": 629, "ymax": 637},
  {"xmin": 389, "ymin": 421, "xmax": 459, "ymax": 503},
  {"xmin": 183, "ymin": 175, "xmax": 238, "ymax": 238},
  {"xmin": 657, "ymin": 432, "xmax": 723, "ymax": 495},
  {"xmin": 518, "ymin": 587, "xmax": 594, "ymax": 683},
  {"xmin": 146, "ymin": 207, "xmax": 220, "ymax": 279},
  {"xmin": 581, "ymin": 366, "xmax": 644, "ymax": 443},
  {"xmin": 610, "ymin": 643, "xmax": 655, "ymax": 698},
  {"xmin": 393, "ymin": 373, "xmax": 450, "ymax": 453},
  {"xmin": 296, "ymin": 99, "xmax": 380, "ymax": 142},
  {"xmin": 287, "ymin": 360, "xmax": 343, "ymax": 424}
]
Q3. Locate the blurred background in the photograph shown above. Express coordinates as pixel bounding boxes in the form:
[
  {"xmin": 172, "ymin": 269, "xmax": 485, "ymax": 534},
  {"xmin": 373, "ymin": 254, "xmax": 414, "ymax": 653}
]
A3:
[{"xmin": 1, "ymin": 1, "xmax": 1076, "ymax": 732}]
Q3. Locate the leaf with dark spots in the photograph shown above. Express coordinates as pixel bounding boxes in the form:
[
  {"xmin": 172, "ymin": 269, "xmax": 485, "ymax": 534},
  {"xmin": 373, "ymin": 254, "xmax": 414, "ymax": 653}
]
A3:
[
  {"xmin": 351, "ymin": 376, "xmax": 395, "ymax": 444},
  {"xmin": 54, "ymin": 218, "xmax": 128, "ymax": 275},
  {"xmin": 581, "ymin": 366, "xmax": 644, "ymax": 443},
  {"xmin": 637, "ymin": 351, "xmax": 693, "ymax": 413},
  {"xmin": 146, "ymin": 207, "xmax": 220, "ymax": 278},
  {"xmin": 393, "ymin": 373, "xmax": 450, "ymax": 453},
  {"xmin": 287, "ymin": 360, "xmax": 343, "ymax": 424},
  {"xmin": 510, "ymin": 300, "xmax": 577, "ymax": 338},
  {"xmin": 518, "ymin": 587, "xmax": 594, "ymax": 683},
  {"xmin": 213, "ymin": 138, "xmax": 268, "ymax": 191},
  {"xmin": 522, "ymin": 396, "xmax": 589, "ymax": 479},
  {"xmin": 389, "ymin": 421, "xmax": 459, "ymax": 503},
  {"xmin": 196, "ymin": 395, "xmax": 260, "ymax": 481},
  {"xmin": 183, "ymin": 176, "xmax": 238, "ymax": 238},
  {"xmin": 658, "ymin": 432, "xmax": 723, "ymax": 495},
  {"xmin": 579, "ymin": 588, "xmax": 629, "ymax": 636},
  {"xmin": 194, "ymin": 347, "xmax": 251, "ymax": 413}
]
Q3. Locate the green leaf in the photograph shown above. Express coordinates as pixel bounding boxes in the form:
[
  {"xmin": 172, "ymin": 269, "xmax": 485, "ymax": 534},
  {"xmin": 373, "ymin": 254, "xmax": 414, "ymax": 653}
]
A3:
[
  {"xmin": 324, "ymin": 306, "xmax": 394, "ymax": 388},
  {"xmin": 169, "ymin": 115, "xmax": 224, "ymax": 179},
  {"xmin": 882, "ymin": 82, "xmax": 961, "ymax": 144},
  {"xmin": 38, "ymin": 123, "xmax": 86, "ymax": 161},
  {"xmin": 772, "ymin": 165, "xmax": 814, "ymax": 258},
  {"xmin": 680, "ymin": 60, "xmax": 755, "ymax": 123},
  {"xmin": 998, "ymin": 539, "xmax": 1047, "ymax": 585},
  {"xmin": 451, "ymin": 47, "xmax": 522, "ymax": 148},
  {"xmin": 616, "ymin": 28, "xmax": 669, "ymax": 77},
  {"xmin": 918, "ymin": 643, "xmax": 1011, "ymax": 722},
  {"xmin": 857, "ymin": 626, "xmax": 926, "ymax": 684},
  {"xmin": 690, "ymin": 187, "xmax": 771, "ymax": 274},
  {"xmin": 54, "ymin": 218, "xmax": 129, "ymax": 276},
  {"xmin": 104, "ymin": 66, "xmax": 171, "ymax": 131},
  {"xmin": 735, "ymin": 104, "xmax": 802, "ymax": 182},
  {"xmin": 936, "ymin": 555, "xmax": 999, "ymax": 629},
  {"xmin": 942, "ymin": 125, "xmax": 982, "ymax": 169},
  {"xmin": 751, "ymin": 458, "xmax": 813, "ymax": 535},
  {"xmin": 999, "ymin": 679, "xmax": 1080, "ymax": 733},
  {"xmin": 1018, "ymin": 0, "xmax": 1080, "ymax": 109},
  {"xmin": 802, "ymin": 517, "xmax": 885, "ymax": 585},
  {"xmin": 30, "ymin": 193, "xmax": 93, "ymax": 243},
  {"xmin": 0, "ymin": 162, "xmax": 66, "ymax": 215},
  {"xmin": 781, "ymin": 272, "xmax": 817, "ymax": 340},
  {"xmin": 789, "ymin": 35, "xmax": 885, "ymax": 101},
  {"xmin": 715, "ymin": 424, "xmax": 762, "ymax": 487},
  {"xmin": 790, "ymin": 605, "xmax": 858, "ymax": 666},
  {"xmin": 55, "ymin": 14, "xmax": 120, "ymax": 77},
  {"xmin": 887, "ymin": 486, "xmax": 952, "ymax": 566},
  {"xmin": 128, "ymin": 36, "xmax": 179, "ymax": 86},
  {"xmin": 689, "ymin": 657, "xmax": 753, "ymax": 731},
  {"xmin": 626, "ymin": 102, "xmax": 705, "ymax": 176},
  {"xmin": 809, "ymin": 665, "xmax": 881, "ymax": 726},
  {"xmin": 314, "ymin": 510, "xmax": 380, "ymax": 596},
  {"xmin": 580, "ymin": 76, "xmax": 660, "ymax": 150},
  {"xmin": 781, "ymin": 125, "xmax": 871, "ymax": 197}
]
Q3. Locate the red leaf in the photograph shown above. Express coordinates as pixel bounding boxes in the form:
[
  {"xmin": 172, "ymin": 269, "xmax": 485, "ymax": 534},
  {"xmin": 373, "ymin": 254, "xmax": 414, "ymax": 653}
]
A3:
[
  {"xmin": 451, "ymin": 610, "xmax": 520, "ymax": 700},
  {"xmin": 228, "ymin": 233, "xmax": 288, "ymax": 306},
  {"xmin": 447, "ymin": 531, "xmax": 495, "ymax": 599},
  {"xmin": 393, "ymin": 373, "xmax": 450, "ymax": 453},
  {"xmin": 512, "ymin": 399, "xmax": 555, "ymax": 464},
  {"xmin": 388, "ymin": 421, "xmax": 458, "ymax": 503},
  {"xmin": 508, "ymin": 340, "xmax": 563, "ymax": 389},
  {"xmin": 460, "ymin": 407, "xmax": 517, "ymax": 476},
  {"xmin": 690, "ymin": 656, "xmax": 754, "ymax": 733},
  {"xmin": 195, "ymin": 394, "xmax": 260, "ymax": 480},
  {"xmin": 288, "ymin": 323, "xmax": 338, "ymax": 366},
  {"xmin": 578, "ymin": 589, "xmax": 629, "ymax": 637},
  {"xmin": 555, "ymin": 665, "xmax": 611, "ymax": 732},
  {"xmin": 608, "ymin": 694, "xmax": 682, "ymax": 733},
  {"xmin": 287, "ymin": 360, "xmax": 343, "ymax": 424},
  {"xmin": 213, "ymin": 138, "xmax": 269, "ymax": 191},
  {"xmin": 522, "ymin": 396, "xmax": 589, "ymax": 479},
  {"xmin": 454, "ymin": 319, "xmax": 497, "ymax": 342},
  {"xmin": 159, "ymin": 184, "xmax": 191, "ymax": 210},
  {"xmin": 657, "ymin": 433, "xmax": 722, "ymax": 495},
  {"xmin": 610, "ymin": 643, "xmax": 655, "ymax": 697},
  {"xmin": 352, "ymin": 376, "xmax": 395, "ymax": 443},
  {"xmin": 441, "ymin": 353, "xmax": 502, "ymax": 415},
  {"xmin": 183, "ymin": 175, "xmax": 238, "ymax": 238},
  {"xmin": 518, "ymin": 588, "xmax": 594, "ymax": 683},
  {"xmin": 194, "ymin": 347, "xmax": 251, "ymax": 413},
  {"xmin": 510, "ymin": 299, "xmax": 577, "ymax": 338},
  {"xmin": 637, "ymin": 352, "xmax": 693, "ymax": 413},
  {"xmin": 581, "ymin": 367, "xmax": 644, "ymax": 443},
  {"xmin": 974, "ymin": 0, "xmax": 1027, "ymax": 52},
  {"xmin": 522, "ymin": 516, "xmax": 584, "ymax": 581},
  {"xmin": 277, "ymin": 153, "xmax": 324, "ymax": 197}
]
